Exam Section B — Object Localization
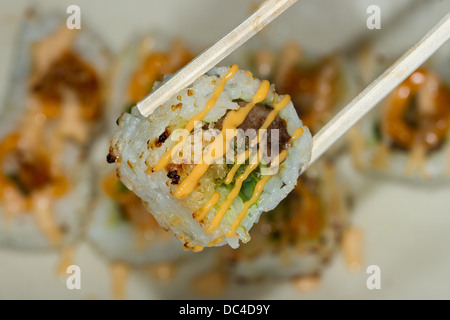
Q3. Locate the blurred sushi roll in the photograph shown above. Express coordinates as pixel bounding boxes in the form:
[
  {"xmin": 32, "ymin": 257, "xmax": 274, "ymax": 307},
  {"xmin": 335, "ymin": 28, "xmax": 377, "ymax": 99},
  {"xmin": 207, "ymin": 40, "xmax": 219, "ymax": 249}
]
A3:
[
  {"xmin": 89, "ymin": 35, "xmax": 193, "ymax": 265},
  {"xmin": 349, "ymin": 65, "xmax": 450, "ymax": 182},
  {"xmin": 0, "ymin": 11, "xmax": 109, "ymax": 250},
  {"xmin": 88, "ymin": 35, "xmax": 194, "ymax": 299},
  {"xmin": 88, "ymin": 171, "xmax": 188, "ymax": 265},
  {"xmin": 221, "ymin": 160, "xmax": 349, "ymax": 283},
  {"xmin": 109, "ymin": 65, "xmax": 312, "ymax": 250},
  {"xmin": 105, "ymin": 35, "xmax": 194, "ymax": 128},
  {"xmin": 88, "ymin": 169, "xmax": 194, "ymax": 300},
  {"xmin": 249, "ymin": 42, "xmax": 355, "ymax": 135}
]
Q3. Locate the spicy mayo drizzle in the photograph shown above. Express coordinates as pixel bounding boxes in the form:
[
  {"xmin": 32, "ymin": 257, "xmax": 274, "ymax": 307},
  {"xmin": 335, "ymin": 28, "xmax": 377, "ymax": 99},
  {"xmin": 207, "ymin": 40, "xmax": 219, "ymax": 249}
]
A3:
[
  {"xmin": 148, "ymin": 65, "xmax": 305, "ymax": 246},
  {"xmin": 225, "ymin": 127, "xmax": 304, "ymax": 238},
  {"xmin": 224, "ymin": 94, "xmax": 292, "ymax": 184},
  {"xmin": 152, "ymin": 65, "xmax": 239, "ymax": 172},
  {"xmin": 195, "ymin": 192, "xmax": 220, "ymax": 221},
  {"xmin": 204, "ymin": 95, "xmax": 294, "ymax": 234},
  {"xmin": 173, "ymin": 80, "xmax": 271, "ymax": 199}
]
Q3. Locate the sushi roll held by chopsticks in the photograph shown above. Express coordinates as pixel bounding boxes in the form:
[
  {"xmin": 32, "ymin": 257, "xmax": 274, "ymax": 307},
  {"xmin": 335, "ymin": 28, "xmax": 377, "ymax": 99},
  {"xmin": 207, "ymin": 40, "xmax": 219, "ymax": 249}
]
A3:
[
  {"xmin": 108, "ymin": 65, "xmax": 312, "ymax": 250},
  {"xmin": 109, "ymin": 4, "xmax": 450, "ymax": 251}
]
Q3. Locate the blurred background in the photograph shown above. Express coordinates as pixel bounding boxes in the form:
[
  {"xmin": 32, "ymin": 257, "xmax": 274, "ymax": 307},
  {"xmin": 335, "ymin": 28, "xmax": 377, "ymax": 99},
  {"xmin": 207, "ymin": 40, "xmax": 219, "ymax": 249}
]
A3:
[{"xmin": 0, "ymin": 0, "xmax": 450, "ymax": 299}]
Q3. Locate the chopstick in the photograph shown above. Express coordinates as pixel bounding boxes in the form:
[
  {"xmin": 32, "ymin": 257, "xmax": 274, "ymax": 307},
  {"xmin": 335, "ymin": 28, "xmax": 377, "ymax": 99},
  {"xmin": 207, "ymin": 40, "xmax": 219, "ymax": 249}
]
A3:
[
  {"xmin": 137, "ymin": 2, "xmax": 449, "ymax": 173},
  {"xmin": 137, "ymin": 0, "xmax": 297, "ymax": 117},
  {"xmin": 302, "ymin": 12, "xmax": 450, "ymax": 173}
]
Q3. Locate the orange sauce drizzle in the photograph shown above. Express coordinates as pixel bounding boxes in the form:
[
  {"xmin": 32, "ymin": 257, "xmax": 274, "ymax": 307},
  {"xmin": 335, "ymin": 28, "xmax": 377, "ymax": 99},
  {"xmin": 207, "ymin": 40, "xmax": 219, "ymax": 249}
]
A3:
[
  {"xmin": 205, "ymin": 151, "xmax": 263, "ymax": 234},
  {"xmin": 146, "ymin": 65, "xmax": 306, "ymax": 247},
  {"xmin": 224, "ymin": 94, "xmax": 292, "ymax": 185},
  {"xmin": 195, "ymin": 192, "xmax": 220, "ymax": 221},
  {"xmin": 192, "ymin": 245, "xmax": 204, "ymax": 252},
  {"xmin": 0, "ymin": 134, "xmax": 21, "ymax": 197},
  {"xmin": 152, "ymin": 65, "xmax": 239, "ymax": 172},
  {"xmin": 204, "ymin": 95, "xmax": 293, "ymax": 233},
  {"xmin": 208, "ymin": 236, "xmax": 223, "ymax": 246},
  {"xmin": 225, "ymin": 148, "xmax": 251, "ymax": 184},
  {"xmin": 57, "ymin": 246, "xmax": 75, "ymax": 276},
  {"xmin": 111, "ymin": 262, "xmax": 129, "ymax": 300},
  {"xmin": 225, "ymin": 127, "xmax": 304, "ymax": 237},
  {"xmin": 173, "ymin": 80, "xmax": 271, "ymax": 199},
  {"xmin": 33, "ymin": 193, "xmax": 63, "ymax": 245}
]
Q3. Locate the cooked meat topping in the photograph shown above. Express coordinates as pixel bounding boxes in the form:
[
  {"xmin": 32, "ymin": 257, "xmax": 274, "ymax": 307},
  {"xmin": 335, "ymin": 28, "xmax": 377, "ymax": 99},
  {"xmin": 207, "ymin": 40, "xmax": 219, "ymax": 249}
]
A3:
[
  {"xmin": 167, "ymin": 170, "xmax": 180, "ymax": 185},
  {"xmin": 215, "ymin": 102, "xmax": 291, "ymax": 153},
  {"xmin": 155, "ymin": 129, "xmax": 170, "ymax": 147}
]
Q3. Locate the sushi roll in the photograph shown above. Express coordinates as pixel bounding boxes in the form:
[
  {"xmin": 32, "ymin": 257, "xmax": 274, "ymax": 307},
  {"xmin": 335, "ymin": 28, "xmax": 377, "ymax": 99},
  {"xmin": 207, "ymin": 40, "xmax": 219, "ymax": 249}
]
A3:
[
  {"xmin": 250, "ymin": 42, "xmax": 354, "ymax": 135},
  {"xmin": 88, "ymin": 170, "xmax": 190, "ymax": 300},
  {"xmin": 88, "ymin": 35, "xmax": 193, "ymax": 264},
  {"xmin": 108, "ymin": 65, "xmax": 312, "ymax": 250},
  {"xmin": 0, "ymin": 11, "xmax": 109, "ymax": 249},
  {"xmin": 349, "ymin": 65, "xmax": 450, "ymax": 182},
  {"xmin": 220, "ymin": 160, "xmax": 349, "ymax": 283},
  {"xmin": 88, "ymin": 171, "xmax": 187, "ymax": 265},
  {"xmin": 107, "ymin": 35, "xmax": 194, "ymax": 126},
  {"xmin": 88, "ymin": 35, "xmax": 194, "ymax": 299}
]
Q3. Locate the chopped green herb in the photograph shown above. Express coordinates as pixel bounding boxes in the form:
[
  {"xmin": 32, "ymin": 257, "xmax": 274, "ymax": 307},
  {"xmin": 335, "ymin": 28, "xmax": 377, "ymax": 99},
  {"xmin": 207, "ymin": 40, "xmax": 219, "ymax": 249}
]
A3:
[
  {"xmin": 124, "ymin": 103, "xmax": 134, "ymax": 113},
  {"xmin": 117, "ymin": 180, "xmax": 129, "ymax": 193},
  {"xmin": 240, "ymin": 177, "xmax": 256, "ymax": 201},
  {"xmin": 373, "ymin": 121, "xmax": 382, "ymax": 142}
]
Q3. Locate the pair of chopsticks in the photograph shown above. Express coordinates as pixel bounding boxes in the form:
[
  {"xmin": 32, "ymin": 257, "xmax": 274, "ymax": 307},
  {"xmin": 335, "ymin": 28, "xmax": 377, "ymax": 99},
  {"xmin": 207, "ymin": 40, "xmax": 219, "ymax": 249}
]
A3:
[{"xmin": 137, "ymin": 0, "xmax": 450, "ymax": 170}]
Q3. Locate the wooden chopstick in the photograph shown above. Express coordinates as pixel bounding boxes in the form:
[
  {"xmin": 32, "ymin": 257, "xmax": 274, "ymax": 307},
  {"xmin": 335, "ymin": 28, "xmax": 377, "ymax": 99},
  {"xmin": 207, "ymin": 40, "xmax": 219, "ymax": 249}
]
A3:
[
  {"xmin": 137, "ymin": 0, "xmax": 297, "ymax": 117},
  {"xmin": 136, "ymin": 3, "xmax": 449, "ymax": 173},
  {"xmin": 302, "ymin": 12, "xmax": 450, "ymax": 172}
]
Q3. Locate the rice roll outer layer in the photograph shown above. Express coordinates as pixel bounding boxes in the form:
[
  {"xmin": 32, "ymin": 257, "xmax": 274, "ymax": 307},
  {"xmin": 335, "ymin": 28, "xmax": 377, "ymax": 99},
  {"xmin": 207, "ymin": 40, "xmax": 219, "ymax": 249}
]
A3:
[
  {"xmin": 109, "ymin": 66, "xmax": 312, "ymax": 249},
  {"xmin": 0, "ymin": 12, "xmax": 108, "ymax": 249}
]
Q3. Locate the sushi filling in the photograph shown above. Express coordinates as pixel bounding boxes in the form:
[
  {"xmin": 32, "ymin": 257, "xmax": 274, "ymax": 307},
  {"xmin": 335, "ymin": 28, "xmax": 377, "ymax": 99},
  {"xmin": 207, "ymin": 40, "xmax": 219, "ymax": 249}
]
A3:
[{"xmin": 215, "ymin": 102, "xmax": 292, "ymax": 154}]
